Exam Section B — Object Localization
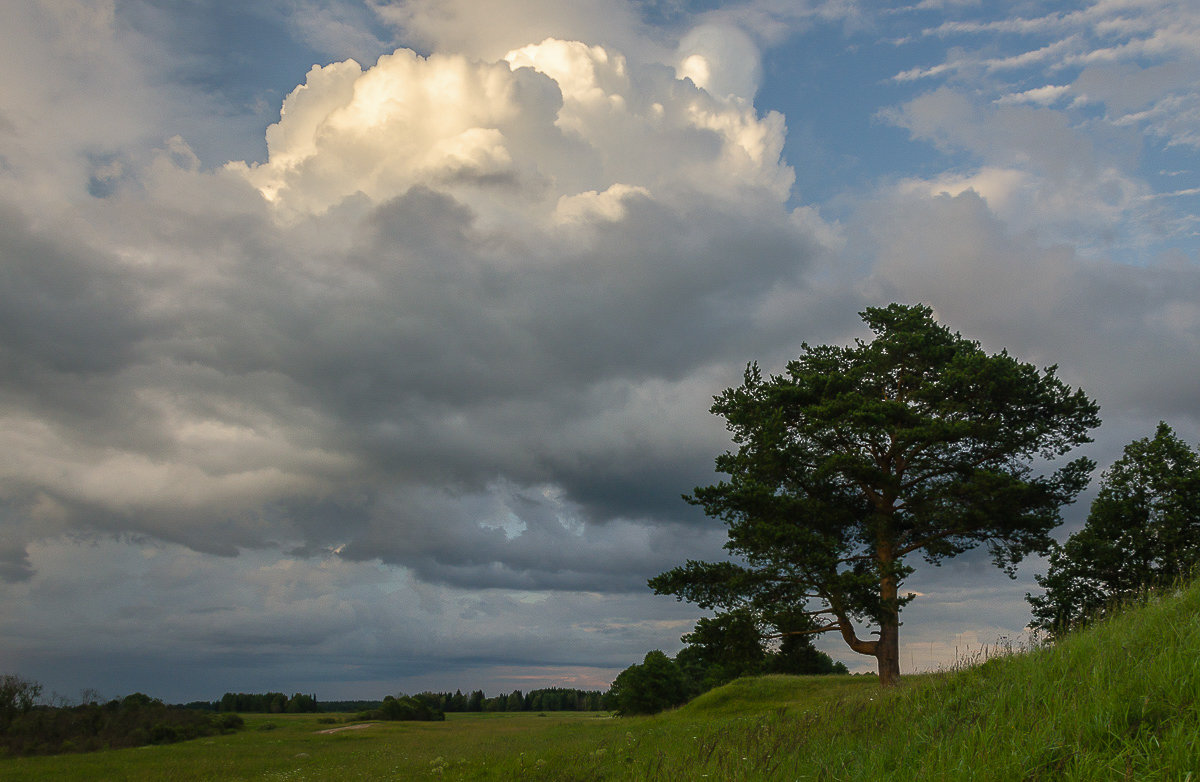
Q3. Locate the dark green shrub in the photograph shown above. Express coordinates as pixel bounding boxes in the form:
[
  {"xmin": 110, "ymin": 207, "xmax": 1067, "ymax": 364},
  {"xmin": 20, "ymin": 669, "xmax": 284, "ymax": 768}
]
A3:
[
  {"xmin": 609, "ymin": 651, "xmax": 690, "ymax": 716},
  {"xmin": 212, "ymin": 713, "xmax": 244, "ymax": 732},
  {"xmin": 0, "ymin": 688, "xmax": 247, "ymax": 757},
  {"xmin": 359, "ymin": 695, "xmax": 445, "ymax": 722}
]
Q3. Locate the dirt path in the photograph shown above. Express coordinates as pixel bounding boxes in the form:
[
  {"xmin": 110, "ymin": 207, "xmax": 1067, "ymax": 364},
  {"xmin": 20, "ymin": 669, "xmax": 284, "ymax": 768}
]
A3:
[{"xmin": 316, "ymin": 722, "xmax": 380, "ymax": 734}]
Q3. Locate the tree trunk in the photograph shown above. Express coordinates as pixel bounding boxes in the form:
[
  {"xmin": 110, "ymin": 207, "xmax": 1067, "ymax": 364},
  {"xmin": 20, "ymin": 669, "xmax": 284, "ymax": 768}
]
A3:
[
  {"xmin": 877, "ymin": 544, "xmax": 902, "ymax": 687},
  {"xmin": 876, "ymin": 617, "xmax": 900, "ymax": 686}
]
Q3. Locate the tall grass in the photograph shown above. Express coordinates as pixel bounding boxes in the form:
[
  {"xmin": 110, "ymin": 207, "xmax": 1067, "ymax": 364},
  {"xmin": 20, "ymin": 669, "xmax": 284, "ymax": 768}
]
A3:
[
  {"xmin": 5, "ymin": 580, "xmax": 1199, "ymax": 780},
  {"xmin": 520, "ymin": 579, "xmax": 1200, "ymax": 780}
]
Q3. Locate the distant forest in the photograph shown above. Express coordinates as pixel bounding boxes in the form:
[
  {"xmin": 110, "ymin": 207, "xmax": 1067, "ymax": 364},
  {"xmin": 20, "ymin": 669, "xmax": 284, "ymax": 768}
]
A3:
[{"xmin": 184, "ymin": 687, "xmax": 607, "ymax": 714}]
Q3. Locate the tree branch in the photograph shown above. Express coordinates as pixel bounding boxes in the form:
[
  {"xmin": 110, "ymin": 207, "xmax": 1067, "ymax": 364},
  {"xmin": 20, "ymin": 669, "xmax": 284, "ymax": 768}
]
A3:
[
  {"xmin": 825, "ymin": 600, "xmax": 879, "ymax": 657},
  {"xmin": 835, "ymin": 553, "xmax": 875, "ymax": 564},
  {"xmin": 899, "ymin": 446, "xmax": 1009, "ymax": 492},
  {"xmin": 895, "ymin": 526, "xmax": 973, "ymax": 557},
  {"xmin": 765, "ymin": 622, "xmax": 840, "ymax": 638}
]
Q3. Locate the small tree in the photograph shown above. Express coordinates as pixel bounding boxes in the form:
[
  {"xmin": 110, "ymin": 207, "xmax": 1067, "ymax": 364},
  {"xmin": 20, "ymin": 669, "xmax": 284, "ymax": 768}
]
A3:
[
  {"xmin": 674, "ymin": 608, "xmax": 846, "ymax": 690},
  {"xmin": 286, "ymin": 693, "xmax": 319, "ymax": 713},
  {"xmin": 376, "ymin": 694, "xmax": 444, "ymax": 721},
  {"xmin": 770, "ymin": 632, "xmax": 847, "ymax": 676},
  {"xmin": 608, "ymin": 651, "xmax": 689, "ymax": 716},
  {"xmin": 0, "ymin": 674, "xmax": 41, "ymax": 730},
  {"xmin": 1029, "ymin": 422, "xmax": 1200, "ymax": 636},
  {"xmin": 674, "ymin": 610, "xmax": 767, "ymax": 690},
  {"xmin": 651, "ymin": 304, "xmax": 1099, "ymax": 685}
]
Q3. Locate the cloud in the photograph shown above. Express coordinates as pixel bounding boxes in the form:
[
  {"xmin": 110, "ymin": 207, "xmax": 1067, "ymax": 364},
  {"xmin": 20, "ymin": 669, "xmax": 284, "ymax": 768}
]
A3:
[
  {"xmin": 994, "ymin": 84, "xmax": 1071, "ymax": 107},
  {"xmin": 283, "ymin": 0, "xmax": 390, "ymax": 62},
  {"xmin": 856, "ymin": 188, "xmax": 1200, "ymax": 421},
  {"xmin": 0, "ymin": 2, "xmax": 165, "ymax": 198},
  {"xmin": 0, "ymin": 32, "xmax": 830, "ymax": 601},
  {"xmin": 676, "ymin": 23, "xmax": 762, "ymax": 100},
  {"xmin": 908, "ymin": 0, "xmax": 1200, "ymax": 150},
  {"xmin": 4, "ymin": 0, "xmax": 1197, "ymax": 700},
  {"xmin": 368, "ymin": 0, "xmax": 650, "ymax": 61},
  {"xmin": 230, "ymin": 39, "xmax": 794, "ymax": 221},
  {"xmin": 881, "ymin": 88, "xmax": 1155, "ymax": 251},
  {"xmin": 0, "ymin": 538, "xmax": 701, "ymax": 699}
]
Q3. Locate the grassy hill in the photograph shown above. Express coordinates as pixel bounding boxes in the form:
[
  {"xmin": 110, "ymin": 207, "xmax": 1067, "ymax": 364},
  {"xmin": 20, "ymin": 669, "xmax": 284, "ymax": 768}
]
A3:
[
  {"xmin": 529, "ymin": 577, "xmax": 1200, "ymax": 780},
  {"xmin": 4, "ymin": 579, "xmax": 1199, "ymax": 780}
]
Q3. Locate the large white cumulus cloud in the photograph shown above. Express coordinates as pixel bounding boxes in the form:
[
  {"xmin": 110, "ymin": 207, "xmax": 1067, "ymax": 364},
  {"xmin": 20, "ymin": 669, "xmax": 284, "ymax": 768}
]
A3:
[{"xmin": 230, "ymin": 38, "xmax": 792, "ymax": 219}]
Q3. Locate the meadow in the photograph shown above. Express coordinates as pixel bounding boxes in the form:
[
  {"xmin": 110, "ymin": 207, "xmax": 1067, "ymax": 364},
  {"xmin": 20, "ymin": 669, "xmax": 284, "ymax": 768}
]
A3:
[{"xmin": 5, "ymin": 578, "xmax": 1200, "ymax": 781}]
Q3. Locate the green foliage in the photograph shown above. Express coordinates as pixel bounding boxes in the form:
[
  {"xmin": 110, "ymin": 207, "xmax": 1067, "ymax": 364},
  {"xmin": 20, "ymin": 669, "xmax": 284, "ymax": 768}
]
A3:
[
  {"xmin": 652, "ymin": 303, "xmax": 1099, "ymax": 682},
  {"xmin": 0, "ymin": 684, "xmax": 243, "ymax": 758},
  {"xmin": 0, "ymin": 675, "xmax": 42, "ymax": 732},
  {"xmin": 610, "ymin": 607, "xmax": 847, "ymax": 719},
  {"xmin": 608, "ymin": 651, "xmax": 690, "ymax": 716},
  {"xmin": 673, "ymin": 609, "xmax": 846, "ymax": 693},
  {"xmin": 674, "ymin": 609, "xmax": 767, "ymax": 690},
  {"xmin": 359, "ymin": 694, "xmax": 445, "ymax": 722},
  {"xmin": 1029, "ymin": 422, "xmax": 1200, "ymax": 636},
  {"xmin": 118, "ymin": 693, "xmax": 160, "ymax": 710},
  {"xmin": 311, "ymin": 699, "xmax": 382, "ymax": 713},
  {"xmin": 381, "ymin": 688, "xmax": 605, "ymax": 715},
  {"xmin": 216, "ymin": 691, "xmax": 319, "ymax": 713},
  {"xmin": 285, "ymin": 693, "xmax": 319, "ymax": 713},
  {"xmin": 524, "ymin": 688, "xmax": 603, "ymax": 712},
  {"xmin": 769, "ymin": 631, "xmax": 849, "ymax": 676}
]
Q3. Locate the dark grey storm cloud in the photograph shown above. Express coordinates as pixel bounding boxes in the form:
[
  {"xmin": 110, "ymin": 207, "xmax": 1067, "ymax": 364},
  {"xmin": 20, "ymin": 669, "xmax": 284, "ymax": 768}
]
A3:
[{"xmin": 0, "ymin": 26, "xmax": 826, "ymax": 600}]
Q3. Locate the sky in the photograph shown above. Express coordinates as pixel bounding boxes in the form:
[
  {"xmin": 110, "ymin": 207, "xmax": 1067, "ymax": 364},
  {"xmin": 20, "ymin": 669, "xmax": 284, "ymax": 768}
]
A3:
[{"xmin": 1, "ymin": 0, "xmax": 1198, "ymax": 704}]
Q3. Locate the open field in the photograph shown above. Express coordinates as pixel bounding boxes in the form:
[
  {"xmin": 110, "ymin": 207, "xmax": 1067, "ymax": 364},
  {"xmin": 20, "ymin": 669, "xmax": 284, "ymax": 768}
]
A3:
[
  {"xmin": 6, "ymin": 578, "xmax": 1200, "ymax": 780},
  {"xmin": 0, "ymin": 679, "xmax": 878, "ymax": 781},
  {"xmin": 0, "ymin": 709, "xmax": 619, "ymax": 781}
]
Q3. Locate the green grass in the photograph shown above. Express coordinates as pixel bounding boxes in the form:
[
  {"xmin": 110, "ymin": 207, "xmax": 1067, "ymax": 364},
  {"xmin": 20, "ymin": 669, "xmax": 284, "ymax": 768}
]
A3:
[{"xmin": 6, "ymin": 579, "xmax": 1200, "ymax": 780}]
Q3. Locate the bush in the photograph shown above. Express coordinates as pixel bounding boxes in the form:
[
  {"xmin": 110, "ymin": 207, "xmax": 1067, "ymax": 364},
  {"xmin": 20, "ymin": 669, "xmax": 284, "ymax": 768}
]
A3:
[
  {"xmin": 212, "ymin": 713, "xmax": 244, "ymax": 732},
  {"xmin": 361, "ymin": 695, "xmax": 445, "ymax": 722},
  {"xmin": 0, "ymin": 679, "xmax": 246, "ymax": 757},
  {"xmin": 0, "ymin": 675, "xmax": 42, "ymax": 731},
  {"xmin": 609, "ymin": 651, "xmax": 690, "ymax": 716}
]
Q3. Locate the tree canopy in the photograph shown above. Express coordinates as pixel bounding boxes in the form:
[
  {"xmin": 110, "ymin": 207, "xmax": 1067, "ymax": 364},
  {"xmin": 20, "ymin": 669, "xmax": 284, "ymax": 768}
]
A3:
[
  {"xmin": 651, "ymin": 304, "xmax": 1100, "ymax": 684},
  {"xmin": 673, "ymin": 608, "xmax": 846, "ymax": 693},
  {"xmin": 1028, "ymin": 422, "xmax": 1200, "ymax": 637},
  {"xmin": 608, "ymin": 650, "xmax": 690, "ymax": 716}
]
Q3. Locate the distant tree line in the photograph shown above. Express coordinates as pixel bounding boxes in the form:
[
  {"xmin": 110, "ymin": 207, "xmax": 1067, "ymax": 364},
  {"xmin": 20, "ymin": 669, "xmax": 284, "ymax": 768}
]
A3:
[
  {"xmin": 215, "ymin": 692, "xmax": 320, "ymax": 713},
  {"xmin": 314, "ymin": 699, "xmax": 386, "ymax": 713},
  {"xmin": 170, "ymin": 687, "xmax": 608, "ymax": 718},
  {"xmin": 338, "ymin": 688, "xmax": 608, "ymax": 722},
  {"xmin": 0, "ymin": 675, "xmax": 242, "ymax": 757},
  {"xmin": 407, "ymin": 688, "xmax": 606, "ymax": 714}
]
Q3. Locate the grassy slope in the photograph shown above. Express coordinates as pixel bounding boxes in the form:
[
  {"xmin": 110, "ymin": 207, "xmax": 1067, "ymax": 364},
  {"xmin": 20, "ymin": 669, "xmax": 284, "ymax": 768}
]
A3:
[
  {"xmin": 528, "ymin": 578, "xmax": 1200, "ymax": 780},
  {"xmin": 5, "ymin": 580, "xmax": 1199, "ymax": 780}
]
